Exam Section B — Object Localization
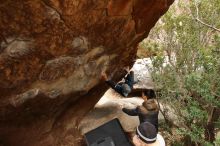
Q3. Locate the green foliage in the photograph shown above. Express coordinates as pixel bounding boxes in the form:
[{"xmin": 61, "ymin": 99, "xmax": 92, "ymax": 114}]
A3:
[
  {"xmin": 214, "ymin": 137, "xmax": 220, "ymax": 146},
  {"xmin": 137, "ymin": 40, "xmax": 162, "ymax": 58},
  {"xmin": 139, "ymin": 0, "xmax": 220, "ymax": 144}
]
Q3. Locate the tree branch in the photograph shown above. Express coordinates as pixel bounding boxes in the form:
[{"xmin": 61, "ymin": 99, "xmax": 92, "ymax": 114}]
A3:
[
  {"xmin": 193, "ymin": 2, "xmax": 220, "ymax": 33},
  {"xmin": 195, "ymin": 18, "xmax": 220, "ymax": 32}
]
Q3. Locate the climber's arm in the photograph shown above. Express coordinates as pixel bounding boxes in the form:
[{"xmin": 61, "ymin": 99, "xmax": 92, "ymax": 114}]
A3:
[
  {"xmin": 105, "ymin": 80, "xmax": 117, "ymax": 89},
  {"xmin": 122, "ymin": 107, "xmax": 138, "ymax": 116},
  {"xmin": 101, "ymin": 72, "xmax": 117, "ymax": 88}
]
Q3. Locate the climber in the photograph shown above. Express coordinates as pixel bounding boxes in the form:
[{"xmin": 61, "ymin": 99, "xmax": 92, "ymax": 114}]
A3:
[
  {"xmin": 101, "ymin": 67, "xmax": 134, "ymax": 97},
  {"xmin": 122, "ymin": 91, "xmax": 159, "ymax": 132},
  {"xmin": 133, "ymin": 122, "xmax": 165, "ymax": 146},
  {"xmin": 142, "ymin": 89, "xmax": 156, "ymax": 100}
]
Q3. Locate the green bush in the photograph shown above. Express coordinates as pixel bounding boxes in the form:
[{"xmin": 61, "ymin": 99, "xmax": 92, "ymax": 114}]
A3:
[{"xmin": 139, "ymin": 0, "xmax": 220, "ymax": 144}]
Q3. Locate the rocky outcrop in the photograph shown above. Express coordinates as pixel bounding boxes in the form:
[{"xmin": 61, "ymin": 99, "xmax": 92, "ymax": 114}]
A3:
[
  {"xmin": 79, "ymin": 94, "xmax": 165, "ymax": 135},
  {"xmin": 0, "ymin": 0, "xmax": 174, "ymax": 145}
]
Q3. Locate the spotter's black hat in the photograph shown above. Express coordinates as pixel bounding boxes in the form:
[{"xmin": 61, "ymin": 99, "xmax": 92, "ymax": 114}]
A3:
[{"xmin": 136, "ymin": 122, "xmax": 157, "ymax": 144}]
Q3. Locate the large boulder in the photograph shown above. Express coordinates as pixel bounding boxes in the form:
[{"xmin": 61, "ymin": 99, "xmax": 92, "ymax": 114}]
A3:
[
  {"xmin": 0, "ymin": 0, "xmax": 174, "ymax": 145},
  {"xmin": 79, "ymin": 91, "xmax": 165, "ymax": 135}
]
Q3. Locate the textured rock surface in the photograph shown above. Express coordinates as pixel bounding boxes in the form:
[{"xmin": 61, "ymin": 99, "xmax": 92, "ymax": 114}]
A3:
[
  {"xmin": 0, "ymin": 0, "xmax": 174, "ymax": 145},
  {"xmin": 132, "ymin": 58, "xmax": 154, "ymax": 89},
  {"xmin": 79, "ymin": 60, "xmax": 164, "ymax": 137},
  {"xmin": 79, "ymin": 95, "xmax": 142, "ymax": 135},
  {"xmin": 79, "ymin": 92, "xmax": 164, "ymax": 135}
]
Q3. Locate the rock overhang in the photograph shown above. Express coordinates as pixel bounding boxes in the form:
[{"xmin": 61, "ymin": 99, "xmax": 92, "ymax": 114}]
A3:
[{"xmin": 0, "ymin": 0, "xmax": 174, "ymax": 145}]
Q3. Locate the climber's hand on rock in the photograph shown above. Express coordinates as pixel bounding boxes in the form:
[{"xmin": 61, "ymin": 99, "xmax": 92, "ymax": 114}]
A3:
[
  {"xmin": 101, "ymin": 72, "xmax": 108, "ymax": 81},
  {"xmin": 123, "ymin": 66, "xmax": 130, "ymax": 73}
]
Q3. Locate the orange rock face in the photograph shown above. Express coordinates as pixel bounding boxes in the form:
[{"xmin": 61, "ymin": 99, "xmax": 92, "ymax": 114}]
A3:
[{"xmin": 0, "ymin": 0, "xmax": 174, "ymax": 145}]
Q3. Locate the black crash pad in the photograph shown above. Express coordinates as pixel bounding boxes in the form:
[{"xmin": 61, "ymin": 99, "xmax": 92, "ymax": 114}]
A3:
[{"xmin": 84, "ymin": 118, "xmax": 133, "ymax": 146}]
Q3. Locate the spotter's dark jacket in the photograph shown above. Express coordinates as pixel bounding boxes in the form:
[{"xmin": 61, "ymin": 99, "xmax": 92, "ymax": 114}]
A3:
[{"xmin": 122, "ymin": 101, "xmax": 159, "ymax": 132}]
